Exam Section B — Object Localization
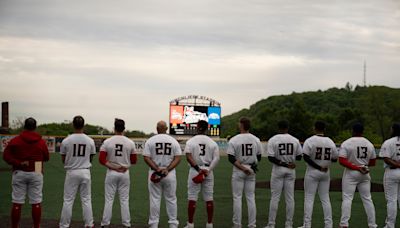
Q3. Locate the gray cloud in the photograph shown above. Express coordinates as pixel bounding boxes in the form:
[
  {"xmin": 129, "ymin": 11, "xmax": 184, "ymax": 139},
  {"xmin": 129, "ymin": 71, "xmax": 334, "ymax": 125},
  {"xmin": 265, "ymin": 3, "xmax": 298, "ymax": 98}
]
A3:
[{"xmin": 0, "ymin": 0, "xmax": 399, "ymax": 132}]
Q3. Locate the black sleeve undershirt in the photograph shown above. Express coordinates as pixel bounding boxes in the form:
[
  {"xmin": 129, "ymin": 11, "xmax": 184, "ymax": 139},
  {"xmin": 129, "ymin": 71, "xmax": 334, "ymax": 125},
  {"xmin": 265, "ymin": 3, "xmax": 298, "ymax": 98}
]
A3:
[
  {"xmin": 303, "ymin": 154, "xmax": 322, "ymax": 170},
  {"xmin": 228, "ymin": 154, "xmax": 236, "ymax": 165},
  {"xmin": 268, "ymin": 156, "xmax": 288, "ymax": 167}
]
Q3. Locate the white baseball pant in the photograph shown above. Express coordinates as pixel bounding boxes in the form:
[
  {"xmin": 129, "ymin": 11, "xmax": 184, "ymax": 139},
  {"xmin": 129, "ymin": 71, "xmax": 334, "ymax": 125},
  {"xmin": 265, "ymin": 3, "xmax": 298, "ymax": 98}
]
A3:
[
  {"xmin": 267, "ymin": 166, "xmax": 295, "ymax": 228},
  {"xmin": 101, "ymin": 169, "xmax": 131, "ymax": 227},
  {"xmin": 340, "ymin": 169, "xmax": 377, "ymax": 228},
  {"xmin": 187, "ymin": 167, "xmax": 214, "ymax": 201},
  {"xmin": 148, "ymin": 169, "xmax": 179, "ymax": 228},
  {"xmin": 59, "ymin": 169, "xmax": 93, "ymax": 228},
  {"xmin": 303, "ymin": 168, "xmax": 332, "ymax": 228},
  {"xmin": 232, "ymin": 167, "xmax": 256, "ymax": 228},
  {"xmin": 12, "ymin": 170, "xmax": 43, "ymax": 204},
  {"xmin": 383, "ymin": 168, "xmax": 400, "ymax": 228}
]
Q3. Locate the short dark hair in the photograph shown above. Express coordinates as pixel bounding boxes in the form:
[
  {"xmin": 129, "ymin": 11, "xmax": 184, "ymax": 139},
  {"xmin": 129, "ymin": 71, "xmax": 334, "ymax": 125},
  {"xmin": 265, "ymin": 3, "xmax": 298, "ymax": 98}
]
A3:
[
  {"xmin": 114, "ymin": 118, "xmax": 125, "ymax": 132},
  {"xmin": 314, "ymin": 121, "xmax": 326, "ymax": 132},
  {"xmin": 197, "ymin": 120, "xmax": 208, "ymax": 133},
  {"xmin": 24, "ymin": 117, "xmax": 37, "ymax": 131},
  {"xmin": 239, "ymin": 117, "xmax": 251, "ymax": 131},
  {"xmin": 392, "ymin": 123, "xmax": 400, "ymax": 137},
  {"xmin": 352, "ymin": 123, "xmax": 364, "ymax": 134},
  {"xmin": 278, "ymin": 120, "xmax": 289, "ymax": 130},
  {"xmin": 72, "ymin": 116, "xmax": 85, "ymax": 130}
]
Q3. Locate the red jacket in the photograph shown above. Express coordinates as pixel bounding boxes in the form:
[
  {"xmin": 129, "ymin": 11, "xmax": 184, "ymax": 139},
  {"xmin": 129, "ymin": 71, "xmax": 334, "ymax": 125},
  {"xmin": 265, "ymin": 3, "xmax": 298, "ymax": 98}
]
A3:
[{"xmin": 3, "ymin": 130, "xmax": 49, "ymax": 172}]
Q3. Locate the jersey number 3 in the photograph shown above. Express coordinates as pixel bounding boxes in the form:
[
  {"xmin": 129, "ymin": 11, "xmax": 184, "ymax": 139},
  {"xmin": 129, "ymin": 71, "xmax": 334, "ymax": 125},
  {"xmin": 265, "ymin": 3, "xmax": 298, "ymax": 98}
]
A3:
[{"xmin": 199, "ymin": 144, "xmax": 206, "ymax": 156}]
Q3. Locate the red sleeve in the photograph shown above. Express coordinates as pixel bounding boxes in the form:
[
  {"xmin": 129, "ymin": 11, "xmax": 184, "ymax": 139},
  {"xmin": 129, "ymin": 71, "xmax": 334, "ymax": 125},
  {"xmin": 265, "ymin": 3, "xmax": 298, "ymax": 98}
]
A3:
[
  {"xmin": 339, "ymin": 157, "xmax": 360, "ymax": 170},
  {"xmin": 99, "ymin": 151, "xmax": 107, "ymax": 166},
  {"xmin": 368, "ymin": 158, "xmax": 376, "ymax": 167},
  {"xmin": 130, "ymin": 154, "xmax": 137, "ymax": 164},
  {"xmin": 41, "ymin": 140, "xmax": 50, "ymax": 162},
  {"xmin": 3, "ymin": 141, "xmax": 22, "ymax": 166}
]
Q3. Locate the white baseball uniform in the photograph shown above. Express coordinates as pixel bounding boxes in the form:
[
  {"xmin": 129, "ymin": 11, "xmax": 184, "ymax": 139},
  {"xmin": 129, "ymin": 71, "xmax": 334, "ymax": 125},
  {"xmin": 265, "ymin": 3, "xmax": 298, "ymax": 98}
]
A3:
[
  {"xmin": 339, "ymin": 136, "xmax": 377, "ymax": 228},
  {"xmin": 100, "ymin": 135, "xmax": 136, "ymax": 227},
  {"xmin": 379, "ymin": 136, "xmax": 400, "ymax": 228},
  {"xmin": 143, "ymin": 133, "xmax": 182, "ymax": 228},
  {"xmin": 227, "ymin": 133, "xmax": 263, "ymax": 228},
  {"xmin": 59, "ymin": 133, "xmax": 96, "ymax": 228},
  {"xmin": 301, "ymin": 135, "xmax": 338, "ymax": 228},
  {"xmin": 184, "ymin": 134, "xmax": 220, "ymax": 202},
  {"xmin": 266, "ymin": 133, "xmax": 302, "ymax": 228}
]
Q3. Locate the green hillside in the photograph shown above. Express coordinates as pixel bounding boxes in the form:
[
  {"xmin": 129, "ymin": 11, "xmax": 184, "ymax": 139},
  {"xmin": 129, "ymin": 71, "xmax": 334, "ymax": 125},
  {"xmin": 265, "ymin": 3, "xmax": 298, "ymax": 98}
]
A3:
[{"xmin": 221, "ymin": 85, "xmax": 400, "ymax": 144}]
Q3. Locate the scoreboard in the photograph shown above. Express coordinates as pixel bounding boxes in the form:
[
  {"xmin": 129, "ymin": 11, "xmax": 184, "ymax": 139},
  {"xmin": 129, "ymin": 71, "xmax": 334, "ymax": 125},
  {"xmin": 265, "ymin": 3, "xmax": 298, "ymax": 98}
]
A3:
[{"xmin": 169, "ymin": 104, "xmax": 221, "ymax": 136}]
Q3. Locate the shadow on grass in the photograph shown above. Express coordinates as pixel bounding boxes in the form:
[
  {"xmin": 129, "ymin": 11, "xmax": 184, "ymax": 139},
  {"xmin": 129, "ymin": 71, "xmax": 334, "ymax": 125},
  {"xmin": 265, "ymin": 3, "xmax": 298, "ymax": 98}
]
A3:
[{"xmin": 256, "ymin": 178, "xmax": 384, "ymax": 192}]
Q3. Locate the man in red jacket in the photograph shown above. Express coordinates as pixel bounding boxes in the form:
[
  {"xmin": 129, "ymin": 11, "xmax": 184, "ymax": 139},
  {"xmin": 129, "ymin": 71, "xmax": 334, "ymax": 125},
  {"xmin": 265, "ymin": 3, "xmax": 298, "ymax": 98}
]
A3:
[{"xmin": 3, "ymin": 117, "xmax": 49, "ymax": 228}]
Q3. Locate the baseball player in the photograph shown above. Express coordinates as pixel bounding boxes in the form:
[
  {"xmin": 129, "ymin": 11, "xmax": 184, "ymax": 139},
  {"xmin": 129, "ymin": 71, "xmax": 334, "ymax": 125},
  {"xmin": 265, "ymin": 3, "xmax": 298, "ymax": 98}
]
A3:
[
  {"xmin": 143, "ymin": 120, "xmax": 182, "ymax": 228},
  {"xmin": 338, "ymin": 123, "xmax": 377, "ymax": 228},
  {"xmin": 266, "ymin": 120, "xmax": 302, "ymax": 228},
  {"xmin": 3, "ymin": 117, "xmax": 49, "ymax": 228},
  {"xmin": 379, "ymin": 123, "xmax": 400, "ymax": 228},
  {"xmin": 99, "ymin": 119, "xmax": 137, "ymax": 227},
  {"xmin": 298, "ymin": 121, "xmax": 338, "ymax": 228},
  {"xmin": 183, "ymin": 120, "xmax": 220, "ymax": 228},
  {"xmin": 59, "ymin": 116, "xmax": 96, "ymax": 228},
  {"xmin": 227, "ymin": 117, "xmax": 263, "ymax": 228}
]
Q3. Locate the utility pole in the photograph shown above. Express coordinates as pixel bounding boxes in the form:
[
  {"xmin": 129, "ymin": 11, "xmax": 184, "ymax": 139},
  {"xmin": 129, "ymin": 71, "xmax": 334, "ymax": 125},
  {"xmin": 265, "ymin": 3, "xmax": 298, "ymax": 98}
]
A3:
[{"xmin": 363, "ymin": 60, "xmax": 367, "ymax": 87}]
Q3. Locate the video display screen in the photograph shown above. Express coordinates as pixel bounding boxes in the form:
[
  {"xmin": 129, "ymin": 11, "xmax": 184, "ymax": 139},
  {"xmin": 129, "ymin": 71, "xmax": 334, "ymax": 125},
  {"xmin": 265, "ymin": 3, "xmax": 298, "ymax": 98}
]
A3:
[{"xmin": 169, "ymin": 105, "xmax": 221, "ymax": 136}]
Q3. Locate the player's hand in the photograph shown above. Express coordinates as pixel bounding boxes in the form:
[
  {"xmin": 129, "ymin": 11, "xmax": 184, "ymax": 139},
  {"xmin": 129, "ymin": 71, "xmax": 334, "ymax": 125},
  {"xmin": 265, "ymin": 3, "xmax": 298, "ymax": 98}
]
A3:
[
  {"xmin": 160, "ymin": 168, "xmax": 169, "ymax": 176},
  {"xmin": 287, "ymin": 163, "xmax": 296, "ymax": 169},
  {"xmin": 200, "ymin": 169, "xmax": 209, "ymax": 177},
  {"xmin": 20, "ymin": 161, "xmax": 29, "ymax": 166},
  {"xmin": 358, "ymin": 166, "xmax": 369, "ymax": 174},
  {"xmin": 320, "ymin": 167, "xmax": 328, "ymax": 172},
  {"xmin": 116, "ymin": 166, "xmax": 128, "ymax": 173},
  {"xmin": 243, "ymin": 168, "xmax": 252, "ymax": 175}
]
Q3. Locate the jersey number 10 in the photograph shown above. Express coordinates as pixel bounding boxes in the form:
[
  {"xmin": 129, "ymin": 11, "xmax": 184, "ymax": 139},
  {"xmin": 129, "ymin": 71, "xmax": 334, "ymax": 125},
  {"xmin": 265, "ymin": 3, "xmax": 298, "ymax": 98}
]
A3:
[{"xmin": 73, "ymin": 144, "xmax": 86, "ymax": 157}]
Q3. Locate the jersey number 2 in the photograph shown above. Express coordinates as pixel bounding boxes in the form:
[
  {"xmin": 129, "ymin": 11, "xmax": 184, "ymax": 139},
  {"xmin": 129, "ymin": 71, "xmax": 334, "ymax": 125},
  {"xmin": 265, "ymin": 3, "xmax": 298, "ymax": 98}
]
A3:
[{"xmin": 115, "ymin": 144, "xmax": 123, "ymax": 156}]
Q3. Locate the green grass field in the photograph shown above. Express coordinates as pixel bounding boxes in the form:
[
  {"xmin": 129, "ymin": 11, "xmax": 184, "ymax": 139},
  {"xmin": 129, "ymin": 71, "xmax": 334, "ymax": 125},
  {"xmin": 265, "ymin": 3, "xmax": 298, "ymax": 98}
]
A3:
[{"xmin": 0, "ymin": 153, "xmax": 396, "ymax": 227}]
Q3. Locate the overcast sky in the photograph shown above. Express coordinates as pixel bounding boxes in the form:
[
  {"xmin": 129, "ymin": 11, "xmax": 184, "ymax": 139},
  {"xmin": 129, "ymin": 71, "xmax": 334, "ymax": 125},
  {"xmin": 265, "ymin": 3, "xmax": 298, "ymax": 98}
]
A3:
[{"xmin": 1, "ymin": 0, "xmax": 399, "ymax": 133}]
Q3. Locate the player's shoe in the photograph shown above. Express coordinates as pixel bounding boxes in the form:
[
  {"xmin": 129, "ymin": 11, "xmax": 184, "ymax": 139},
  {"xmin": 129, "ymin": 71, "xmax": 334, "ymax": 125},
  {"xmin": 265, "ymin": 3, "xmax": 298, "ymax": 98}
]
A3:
[
  {"xmin": 206, "ymin": 223, "xmax": 213, "ymax": 228},
  {"xmin": 184, "ymin": 222, "xmax": 194, "ymax": 228}
]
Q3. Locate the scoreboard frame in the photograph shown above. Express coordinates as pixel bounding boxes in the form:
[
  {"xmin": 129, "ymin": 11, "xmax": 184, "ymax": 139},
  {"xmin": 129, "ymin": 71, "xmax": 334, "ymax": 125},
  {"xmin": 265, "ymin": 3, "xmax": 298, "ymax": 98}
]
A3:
[{"xmin": 169, "ymin": 95, "xmax": 221, "ymax": 137}]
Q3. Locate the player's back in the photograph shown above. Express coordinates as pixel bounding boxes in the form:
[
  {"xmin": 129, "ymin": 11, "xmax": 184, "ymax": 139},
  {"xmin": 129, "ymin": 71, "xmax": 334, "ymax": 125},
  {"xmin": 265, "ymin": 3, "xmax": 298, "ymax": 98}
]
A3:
[
  {"xmin": 303, "ymin": 135, "xmax": 338, "ymax": 168},
  {"xmin": 143, "ymin": 134, "xmax": 182, "ymax": 167},
  {"xmin": 339, "ymin": 137, "xmax": 375, "ymax": 166},
  {"xmin": 61, "ymin": 133, "xmax": 96, "ymax": 170},
  {"xmin": 267, "ymin": 133, "xmax": 302, "ymax": 163},
  {"xmin": 101, "ymin": 135, "xmax": 136, "ymax": 168},
  {"xmin": 185, "ymin": 135, "xmax": 218, "ymax": 166},
  {"xmin": 227, "ymin": 133, "xmax": 262, "ymax": 165}
]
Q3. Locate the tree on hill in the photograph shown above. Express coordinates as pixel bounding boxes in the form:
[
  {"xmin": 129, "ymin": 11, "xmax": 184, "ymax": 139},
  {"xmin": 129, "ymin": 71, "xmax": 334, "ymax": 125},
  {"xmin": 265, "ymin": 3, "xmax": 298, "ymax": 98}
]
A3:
[{"xmin": 221, "ymin": 85, "xmax": 400, "ymax": 144}]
